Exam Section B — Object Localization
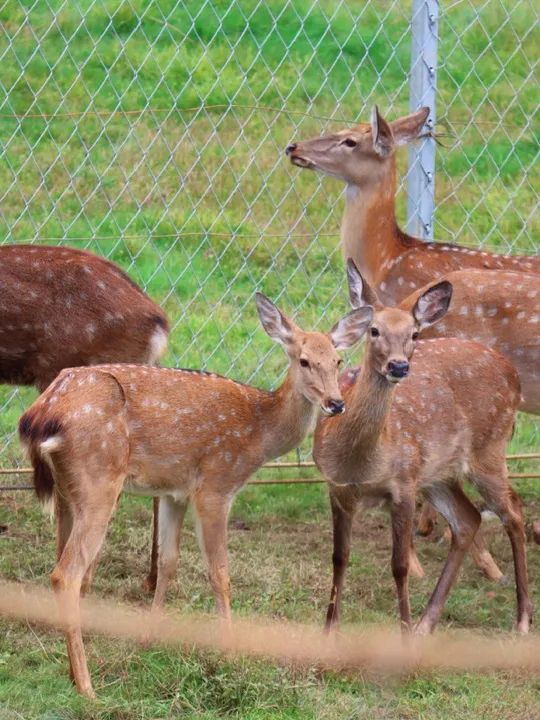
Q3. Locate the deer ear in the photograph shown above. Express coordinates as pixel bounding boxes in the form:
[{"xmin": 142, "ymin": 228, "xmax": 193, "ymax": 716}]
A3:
[
  {"xmin": 256, "ymin": 292, "xmax": 295, "ymax": 346},
  {"xmin": 371, "ymin": 106, "xmax": 394, "ymax": 157},
  {"xmin": 330, "ymin": 307, "xmax": 373, "ymax": 350},
  {"xmin": 346, "ymin": 258, "xmax": 381, "ymax": 309},
  {"xmin": 413, "ymin": 280, "xmax": 453, "ymax": 330},
  {"xmin": 390, "ymin": 107, "xmax": 430, "ymax": 146}
]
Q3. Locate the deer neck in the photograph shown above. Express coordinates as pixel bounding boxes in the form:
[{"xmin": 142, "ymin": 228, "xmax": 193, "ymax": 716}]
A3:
[
  {"xmin": 261, "ymin": 367, "xmax": 317, "ymax": 460},
  {"xmin": 341, "ymin": 160, "xmax": 418, "ymax": 287},
  {"xmin": 343, "ymin": 355, "xmax": 396, "ymax": 457}
]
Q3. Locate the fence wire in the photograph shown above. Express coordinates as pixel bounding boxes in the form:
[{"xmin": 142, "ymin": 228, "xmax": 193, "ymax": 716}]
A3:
[{"xmin": 0, "ymin": 0, "xmax": 538, "ymax": 470}]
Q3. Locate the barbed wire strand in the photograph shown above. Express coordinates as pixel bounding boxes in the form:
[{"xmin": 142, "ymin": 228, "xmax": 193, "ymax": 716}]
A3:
[{"xmin": 1, "ymin": 580, "xmax": 539, "ymax": 676}]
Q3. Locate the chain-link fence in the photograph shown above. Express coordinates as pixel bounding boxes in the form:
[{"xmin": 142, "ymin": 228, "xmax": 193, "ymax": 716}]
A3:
[{"xmin": 0, "ymin": 0, "xmax": 538, "ymax": 471}]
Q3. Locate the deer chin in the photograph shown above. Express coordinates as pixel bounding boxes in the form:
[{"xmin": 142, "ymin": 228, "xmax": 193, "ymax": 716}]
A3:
[
  {"xmin": 385, "ymin": 373, "xmax": 405, "ymax": 385},
  {"xmin": 290, "ymin": 155, "xmax": 316, "ymax": 170}
]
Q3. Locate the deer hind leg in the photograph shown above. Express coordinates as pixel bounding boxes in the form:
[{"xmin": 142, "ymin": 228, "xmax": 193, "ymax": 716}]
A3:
[
  {"xmin": 52, "ymin": 481, "xmax": 122, "ymax": 698},
  {"xmin": 144, "ymin": 497, "xmax": 160, "ymax": 593},
  {"xmin": 193, "ymin": 489, "xmax": 234, "ymax": 624},
  {"xmin": 151, "ymin": 495, "xmax": 188, "ymax": 610},
  {"xmin": 415, "ymin": 483, "xmax": 481, "ymax": 636},
  {"xmin": 474, "ymin": 474, "xmax": 532, "ymax": 633},
  {"xmin": 325, "ymin": 488, "xmax": 356, "ymax": 633},
  {"xmin": 418, "ymin": 500, "xmax": 502, "ymax": 582}
]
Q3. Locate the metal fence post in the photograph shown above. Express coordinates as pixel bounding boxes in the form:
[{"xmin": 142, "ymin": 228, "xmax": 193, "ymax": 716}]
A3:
[{"xmin": 407, "ymin": 0, "xmax": 439, "ymax": 240}]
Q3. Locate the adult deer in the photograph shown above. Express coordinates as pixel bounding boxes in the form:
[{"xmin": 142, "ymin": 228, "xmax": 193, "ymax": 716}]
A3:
[
  {"xmin": 286, "ymin": 106, "xmax": 540, "ymax": 305},
  {"xmin": 314, "ymin": 261, "xmax": 531, "ymax": 636},
  {"xmin": 19, "ymin": 292, "xmax": 368, "ymax": 697},
  {"xmin": 0, "ymin": 244, "xmax": 168, "ymax": 391}
]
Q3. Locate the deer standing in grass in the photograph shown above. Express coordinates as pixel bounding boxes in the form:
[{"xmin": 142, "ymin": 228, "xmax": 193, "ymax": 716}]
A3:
[
  {"xmin": 19, "ymin": 292, "xmax": 369, "ymax": 697},
  {"xmin": 287, "ymin": 107, "xmax": 540, "ymax": 574},
  {"xmin": 314, "ymin": 260, "xmax": 531, "ymax": 635}
]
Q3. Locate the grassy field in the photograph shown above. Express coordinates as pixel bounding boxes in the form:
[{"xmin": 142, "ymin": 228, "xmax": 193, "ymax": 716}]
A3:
[
  {"xmin": 0, "ymin": 485, "xmax": 539, "ymax": 719},
  {"xmin": 0, "ymin": 0, "xmax": 538, "ymax": 717}
]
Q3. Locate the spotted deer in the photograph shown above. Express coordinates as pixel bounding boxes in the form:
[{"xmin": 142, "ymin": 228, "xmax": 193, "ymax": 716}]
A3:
[
  {"xmin": 314, "ymin": 260, "xmax": 531, "ymax": 636},
  {"xmin": 286, "ymin": 106, "xmax": 540, "ymax": 305},
  {"xmin": 19, "ymin": 292, "xmax": 369, "ymax": 697},
  {"xmin": 0, "ymin": 244, "xmax": 168, "ymax": 390},
  {"xmin": 286, "ymin": 108, "xmax": 540, "ymax": 571}
]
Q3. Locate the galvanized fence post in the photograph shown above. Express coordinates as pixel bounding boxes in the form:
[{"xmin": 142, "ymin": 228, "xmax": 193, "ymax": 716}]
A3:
[{"xmin": 407, "ymin": 0, "xmax": 439, "ymax": 240}]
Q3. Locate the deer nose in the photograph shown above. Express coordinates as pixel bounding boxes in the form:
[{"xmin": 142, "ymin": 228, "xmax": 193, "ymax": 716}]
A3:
[
  {"xmin": 285, "ymin": 143, "xmax": 297, "ymax": 155},
  {"xmin": 387, "ymin": 360, "xmax": 409, "ymax": 379},
  {"xmin": 327, "ymin": 399, "xmax": 345, "ymax": 416}
]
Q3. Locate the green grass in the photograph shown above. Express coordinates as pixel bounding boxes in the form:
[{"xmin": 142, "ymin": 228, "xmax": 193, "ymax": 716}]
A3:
[{"xmin": 0, "ymin": 487, "xmax": 539, "ymax": 719}]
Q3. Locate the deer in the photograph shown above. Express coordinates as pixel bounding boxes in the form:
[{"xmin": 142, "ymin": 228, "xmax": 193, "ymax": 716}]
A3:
[
  {"xmin": 0, "ymin": 244, "xmax": 168, "ymax": 588},
  {"xmin": 0, "ymin": 244, "xmax": 168, "ymax": 389},
  {"xmin": 313, "ymin": 260, "xmax": 531, "ymax": 637},
  {"xmin": 285, "ymin": 105, "xmax": 540, "ymax": 306},
  {"xmin": 286, "ymin": 107, "xmax": 540, "ymax": 572},
  {"xmin": 18, "ymin": 292, "xmax": 369, "ymax": 697}
]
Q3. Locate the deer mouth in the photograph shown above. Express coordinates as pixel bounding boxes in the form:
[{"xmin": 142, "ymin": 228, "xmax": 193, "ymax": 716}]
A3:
[{"xmin": 289, "ymin": 155, "xmax": 316, "ymax": 170}]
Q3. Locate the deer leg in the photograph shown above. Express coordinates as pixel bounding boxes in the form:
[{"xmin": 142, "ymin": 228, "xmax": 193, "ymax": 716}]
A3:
[
  {"xmin": 477, "ymin": 482, "xmax": 532, "ymax": 633},
  {"xmin": 416, "ymin": 501, "xmax": 437, "ymax": 537},
  {"xmin": 391, "ymin": 498, "xmax": 415, "ymax": 631},
  {"xmin": 415, "ymin": 484, "xmax": 481, "ymax": 635},
  {"xmin": 325, "ymin": 490, "xmax": 355, "ymax": 632},
  {"xmin": 193, "ymin": 490, "xmax": 233, "ymax": 624},
  {"xmin": 151, "ymin": 496, "xmax": 188, "ymax": 610},
  {"xmin": 52, "ymin": 489, "xmax": 119, "ymax": 698},
  {"xmin": 468, "ymin": 530, "xmax": 504, "ymax": 583},
  {"xmin": 144, "ymin": 497, "xmax": 160, "ymax": 593}
]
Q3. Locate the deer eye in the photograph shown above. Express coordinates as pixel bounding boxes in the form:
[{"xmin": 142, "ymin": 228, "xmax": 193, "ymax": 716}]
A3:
[
  {"xmin": 370, "ymin": 327, "xmax": 380, "ymax": 338},
  {"xmin": 337, "ymin": 358, "xmax": 344, "ymax": 367},
  {"xmin": 300, "ymin": 358, "xmax": 310, "ymax": 369},
  {"xmin": 412, "ymin": 331, "xmax": 419, "ymax": 341},
  {"xmin": 341, "ymin": 138, "xmax": 357, "ymax": 148}
]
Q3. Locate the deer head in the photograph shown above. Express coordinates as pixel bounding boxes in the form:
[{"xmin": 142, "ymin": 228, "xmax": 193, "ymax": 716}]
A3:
[
  {"xmin": 345, "ymin": 260, "xmax": 452, "ymax": 383},
  {"xmin": 255, "ymin": 292, "xmax": 371, "ymax": 414},
  {"xmin": 285, "ymin": 106, "xmax": 430, "ymax": 186}
]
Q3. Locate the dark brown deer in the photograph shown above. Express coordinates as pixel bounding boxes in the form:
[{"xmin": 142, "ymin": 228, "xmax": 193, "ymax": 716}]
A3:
[
  {"xmin": 0, "ymin": 244, "xmax": 168, "ymax": 573},
  {"xmin": 313, "ymin": 261, "xmax": 531, "ymax": 636},
  {"xmin": 0, "ymin": 245, "xmax": 168, "ymax": 389},
  {"xmin": 18, "ymin": 292, "xmax": 368, "ymax": 697}
]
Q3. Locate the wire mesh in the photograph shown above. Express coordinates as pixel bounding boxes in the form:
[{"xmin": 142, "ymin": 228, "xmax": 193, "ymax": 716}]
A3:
[{"xmin": 0, "ymin": 0, "xmax": 537, "ymax": 470}]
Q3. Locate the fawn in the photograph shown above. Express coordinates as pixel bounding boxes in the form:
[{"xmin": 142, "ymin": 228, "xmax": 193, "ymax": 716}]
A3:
[
  {"xmin": 313, "ymin": 260, "xmax": 531, "ymax": 636},
  {"xmin": 19, "ymin": 291, "xmax": 368, "ymax": 697}
]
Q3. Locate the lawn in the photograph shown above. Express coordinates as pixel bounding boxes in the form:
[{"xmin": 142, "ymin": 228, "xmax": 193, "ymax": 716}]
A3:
[{"xmin": 0, "ymin": 0, "xmax": 538, "ymax": 717}]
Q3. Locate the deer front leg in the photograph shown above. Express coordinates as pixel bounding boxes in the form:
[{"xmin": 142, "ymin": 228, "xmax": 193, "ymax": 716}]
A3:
[
  {"xmin": 390, "ymin": 497, "xmax": 415, "ymax": 631},
  {"xmin": 325, "ymin": 489, "xmax": 355, "ymax": 633},
  {"xmin": 193, "ymin": 490, "xmax": 233, "ymax": 624}
]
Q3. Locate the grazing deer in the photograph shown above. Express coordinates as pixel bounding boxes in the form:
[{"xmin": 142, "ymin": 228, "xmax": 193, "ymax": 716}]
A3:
[
  {"xmin": 286, "ymin": 106, "xmax": 540, "ymax": 305},
  {"xmin": 0, "ymin": 244, "xmax": 168, "ymax": 588},
  {"xmin": 0, "ymin": 244, "xmax": 168, "ymax": 391},
  {"xmin": 313, "ymin": 260, "xmax": 531, "ymax": 636},
  {"xmin": 19, "ymin": 292, "xmax": 368, "ymax": 697}
]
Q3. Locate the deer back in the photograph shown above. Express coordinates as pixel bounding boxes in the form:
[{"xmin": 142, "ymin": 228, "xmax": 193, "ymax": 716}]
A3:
[{"xmin": 0, "ymin": 245, "xmax": 168, "ymax": 389}]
